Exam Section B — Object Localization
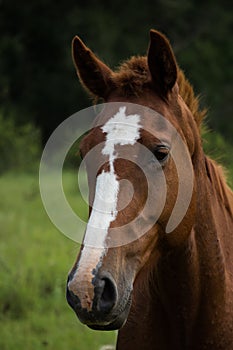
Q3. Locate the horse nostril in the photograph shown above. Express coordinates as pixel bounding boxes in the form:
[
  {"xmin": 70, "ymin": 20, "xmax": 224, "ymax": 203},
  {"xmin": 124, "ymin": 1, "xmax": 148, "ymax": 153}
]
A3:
[
  {"xmin": 66, "ymin": 273, "xmax": 117, "ymax": 316},
  {"xmin": 96, "ymin": 276, "xmax": 117, "ymax": 313}
]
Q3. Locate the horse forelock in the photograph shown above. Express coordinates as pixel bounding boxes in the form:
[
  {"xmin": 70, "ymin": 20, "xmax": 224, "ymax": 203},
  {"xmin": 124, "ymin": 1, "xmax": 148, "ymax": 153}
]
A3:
[
  {"xmin": 111, "ymin": 56, "xmax": 207, "ymax": 128},
  {"xmin": 113, "ymin": 56, "xmax": 148, "ymax": 96}
]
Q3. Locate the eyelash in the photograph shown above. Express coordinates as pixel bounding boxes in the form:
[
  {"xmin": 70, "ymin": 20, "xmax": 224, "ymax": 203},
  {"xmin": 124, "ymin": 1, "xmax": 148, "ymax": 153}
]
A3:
[{"xmin": 152, "ymin": 145, "xmax": 170, "ymax": 163}]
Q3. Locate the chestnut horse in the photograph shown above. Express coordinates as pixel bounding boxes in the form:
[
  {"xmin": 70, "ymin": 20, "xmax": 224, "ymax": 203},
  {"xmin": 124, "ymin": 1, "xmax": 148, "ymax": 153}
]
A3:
[{"xmin": 66, "ymin": 30, "xmax": 233, "ymax": 349}]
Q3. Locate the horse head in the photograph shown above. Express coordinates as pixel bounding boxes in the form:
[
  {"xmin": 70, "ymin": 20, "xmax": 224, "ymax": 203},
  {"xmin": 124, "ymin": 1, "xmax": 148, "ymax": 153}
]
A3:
[{"xmin": 66, "ymin": 30, "xmax": 199, "ymax": 331}]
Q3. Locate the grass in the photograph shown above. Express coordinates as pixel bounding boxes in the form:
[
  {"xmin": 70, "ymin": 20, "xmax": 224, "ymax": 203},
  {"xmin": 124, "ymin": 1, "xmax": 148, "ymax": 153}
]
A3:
[
  {"xmin": 0, "ymin": 147, "xmax": 232, "ymax": 350},
  {"xmin": 0, "ymin": 171, "xmax": 116, "ymax": 350}
]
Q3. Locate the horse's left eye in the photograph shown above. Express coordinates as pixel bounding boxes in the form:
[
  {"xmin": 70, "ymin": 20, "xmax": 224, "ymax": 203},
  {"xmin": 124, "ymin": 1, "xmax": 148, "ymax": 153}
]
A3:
[{"xmin": 153, "ymin": 146, "xmax": 170, "ymax": 163}]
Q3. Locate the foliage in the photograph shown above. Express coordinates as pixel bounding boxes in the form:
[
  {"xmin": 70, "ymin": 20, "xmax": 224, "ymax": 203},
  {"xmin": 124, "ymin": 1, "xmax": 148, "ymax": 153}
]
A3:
[
  {"xmin": 0, "ymin": 0, "xmax": 232, "ymax": 144},
  {"xmin": 0, "ymin": 171, "xmax": 116, "ymax": 350},
  {"xmin": 202, "ymin": 126, "xmax": 233, "ymax": 187},
  {"xmin": 0, "ymin": 112, "xmax": 41, "ymax": 173}
]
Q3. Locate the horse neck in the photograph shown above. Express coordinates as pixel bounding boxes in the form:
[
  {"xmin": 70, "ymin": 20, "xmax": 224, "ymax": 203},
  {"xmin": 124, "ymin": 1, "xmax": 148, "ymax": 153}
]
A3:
[
  {"xmin": 193, "ymin": 154, "xmax": 233, "ymax": 296},
  {"xmin": 149, "ymin": 148, "xmax": 232, "ymax": 346},
  {"xmin": 118, "ymin": 146, "xmax": 233, "ymax": 349},
  {"xmin": 196, "ymin": 155, "xmax": 233, "ymax": 224}
]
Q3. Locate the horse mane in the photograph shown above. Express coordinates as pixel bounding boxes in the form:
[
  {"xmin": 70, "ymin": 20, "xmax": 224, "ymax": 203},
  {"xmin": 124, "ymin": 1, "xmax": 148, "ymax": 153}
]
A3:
[
  {"xmin": 176, "ymin": 69, "xmax": 207, "ymax": 127},
  {"xmin": 112, "ymin": 56, "xmax": 207, "ymax": 127},
  {"xmin": 205, "ymin": 157, "xmax": 233, "ymax": 213}
]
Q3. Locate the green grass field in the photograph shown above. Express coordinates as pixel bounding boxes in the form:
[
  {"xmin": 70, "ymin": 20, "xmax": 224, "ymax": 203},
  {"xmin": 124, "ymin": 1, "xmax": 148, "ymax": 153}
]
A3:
[
  {"xmin": 0, "ymin": 155, "xmax": 232, "ymax": 350},
  {"xmin": 0, "ymin": 171, "xmax": 116, "ymax": 350}
]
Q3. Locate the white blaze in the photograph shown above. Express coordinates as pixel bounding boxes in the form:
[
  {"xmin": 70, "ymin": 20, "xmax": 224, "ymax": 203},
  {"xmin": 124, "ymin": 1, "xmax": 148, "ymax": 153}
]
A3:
[
  {"xmin": 84, "ymin": 106, "xmax": 141, "ymax": 247},
  {"xmin": 70, "ymin": 106, "xmax": 141, "ymax": 309}
]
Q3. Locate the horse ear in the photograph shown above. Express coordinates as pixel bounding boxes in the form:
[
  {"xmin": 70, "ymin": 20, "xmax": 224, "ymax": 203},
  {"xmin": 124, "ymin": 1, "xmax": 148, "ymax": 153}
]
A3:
[
  {"xmin": 72, "ymin": 36, "xmax": 113, "ymax": 98},
  {"xmin": 148, "ymin": 30, "xmax": 177, "ymax": 97}
]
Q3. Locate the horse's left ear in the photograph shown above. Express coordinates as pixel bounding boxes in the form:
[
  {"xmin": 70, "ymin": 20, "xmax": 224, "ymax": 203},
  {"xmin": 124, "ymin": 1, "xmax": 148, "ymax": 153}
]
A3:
[
  {"xmin": 148, "ymin": 30, "xmax": 178, "ymax": 97},
  {"xmin": 72, "ymin": 36, "xmax": 113, "ymax": 98}
]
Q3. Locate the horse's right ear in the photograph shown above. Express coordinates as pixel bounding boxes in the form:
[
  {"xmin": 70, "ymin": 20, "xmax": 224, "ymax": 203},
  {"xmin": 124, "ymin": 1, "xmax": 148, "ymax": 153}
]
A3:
[{"xmin": 72, "ymin": 36, "xmax": 113, "ymax": 98}]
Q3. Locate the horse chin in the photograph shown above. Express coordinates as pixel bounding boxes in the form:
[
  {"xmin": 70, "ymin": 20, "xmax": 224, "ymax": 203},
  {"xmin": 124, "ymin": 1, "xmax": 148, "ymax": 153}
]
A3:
[{"xmin": 88, "ymin": 317, "xmax": 126, "ymax": 331}]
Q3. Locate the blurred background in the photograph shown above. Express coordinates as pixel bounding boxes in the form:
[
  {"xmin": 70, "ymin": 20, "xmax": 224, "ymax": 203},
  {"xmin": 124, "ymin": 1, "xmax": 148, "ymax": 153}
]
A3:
[{"xmin": 0, "ymin": 0, "xmax": 232, "ymax": 349}]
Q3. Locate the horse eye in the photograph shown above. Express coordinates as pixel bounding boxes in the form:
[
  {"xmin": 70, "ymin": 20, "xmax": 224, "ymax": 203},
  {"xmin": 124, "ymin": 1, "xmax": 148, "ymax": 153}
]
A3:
[{"xmin": 153, "ymin": 146, "xmax": 170, "ymax": 162}]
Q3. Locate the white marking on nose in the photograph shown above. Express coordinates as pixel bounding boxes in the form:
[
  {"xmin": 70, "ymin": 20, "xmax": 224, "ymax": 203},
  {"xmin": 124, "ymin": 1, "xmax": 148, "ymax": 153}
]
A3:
[{"xmin": 69, "ymin": 106, "xmax": 141, "ymax": 310}]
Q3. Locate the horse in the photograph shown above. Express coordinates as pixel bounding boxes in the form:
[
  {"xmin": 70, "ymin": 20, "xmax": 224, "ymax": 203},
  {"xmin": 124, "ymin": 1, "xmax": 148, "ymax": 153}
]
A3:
[{"xmin": 66, "ymin": 30, "xmax": 233, "ymax": 349}]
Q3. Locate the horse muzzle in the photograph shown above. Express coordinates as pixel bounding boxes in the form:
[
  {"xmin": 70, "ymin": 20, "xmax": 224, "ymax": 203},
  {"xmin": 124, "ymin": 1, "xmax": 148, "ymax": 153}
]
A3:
[{"xmin": 66, "ymin": 271, "xmax": 132, "ymax": 330}]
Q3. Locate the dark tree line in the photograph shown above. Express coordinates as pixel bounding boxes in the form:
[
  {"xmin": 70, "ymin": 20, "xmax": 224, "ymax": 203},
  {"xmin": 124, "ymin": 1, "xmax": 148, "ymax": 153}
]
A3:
[{"xmin": 0, "ymin": 0, "xmax": 232, "ymax": 144}]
